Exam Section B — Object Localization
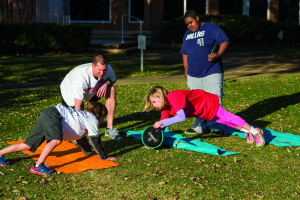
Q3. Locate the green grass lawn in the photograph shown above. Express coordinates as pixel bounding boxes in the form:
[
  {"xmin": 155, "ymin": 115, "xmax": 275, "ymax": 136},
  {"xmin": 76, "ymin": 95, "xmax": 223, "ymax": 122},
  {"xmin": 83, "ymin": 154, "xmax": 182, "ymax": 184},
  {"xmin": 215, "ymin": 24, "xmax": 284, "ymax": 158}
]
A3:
[
  {"xmin": 1, "ymin": 75, "xmax": 300, "ymax": 199},
  {"xmin": 0, "ymin": 53, "xmax": 183, "ymax": 84}
]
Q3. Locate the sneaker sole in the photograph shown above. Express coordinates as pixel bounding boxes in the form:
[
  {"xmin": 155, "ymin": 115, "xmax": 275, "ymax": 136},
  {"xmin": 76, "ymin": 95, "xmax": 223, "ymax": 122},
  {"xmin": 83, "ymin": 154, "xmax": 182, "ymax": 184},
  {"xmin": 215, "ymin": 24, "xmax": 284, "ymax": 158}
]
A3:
[
  {"xmin": 211, "ymin": 133, "xmax": 222, "ymax": 136},
  {"xmin": 185, "ymin": 131, "xmax": 198, "ymax": 134},
  {"xmin": 246, "ymin": 134, "xmax": 255, "ymax": 144},
  {"xmin": 211, "ymin": 131, "xmax": 223, "ymax": 136},
  {"xmin": 185, "ymin": 129, "xmax": 209, "ymax": 134},
  {"xmin": 0, "ymin": 163, "xmax": 10, "ymax": 166},
  {"xmin": 30, "ymin": 169, "xmax": 55, "ymax": 175},
  {"xmin": 30, "ymin": 169, "xmax": 45, "ymax": 175},
  {"xmin": 105, "ymin": 134, "xmax": 122, "ymax": 140}
]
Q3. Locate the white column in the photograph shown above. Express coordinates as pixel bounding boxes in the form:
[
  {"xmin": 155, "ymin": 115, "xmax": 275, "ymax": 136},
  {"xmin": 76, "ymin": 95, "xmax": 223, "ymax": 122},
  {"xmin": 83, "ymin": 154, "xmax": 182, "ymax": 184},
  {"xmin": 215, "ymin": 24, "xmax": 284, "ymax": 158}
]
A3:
[
  {"xmin": 267, "ymin": 0, "xmax": 270, "ymax": 20},
  {"xmin": 36, "ymin": 0, "xmax": 40, "ymax": 22},
  {"xmin": 49, "ymin": 0, "xmax": 51, "ymax": 22},
  {"xmin": 243, "ymin": 0, "xmax": 250, "ymax": 16},
  {"xmin": 184, "ymin": 0, "xmax": 186, "ymax": 14},
  {"xmin": 206, "ymin": 0, "xmax": 209, "ymax": 14}
]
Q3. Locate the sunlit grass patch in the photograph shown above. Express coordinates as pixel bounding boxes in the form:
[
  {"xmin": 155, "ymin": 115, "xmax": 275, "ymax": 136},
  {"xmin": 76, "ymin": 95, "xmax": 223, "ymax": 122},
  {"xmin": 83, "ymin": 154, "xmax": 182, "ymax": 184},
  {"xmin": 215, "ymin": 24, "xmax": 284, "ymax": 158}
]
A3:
[{"xmin": 0, "ymin": 53, "xmax": 182, "ymax": 84}]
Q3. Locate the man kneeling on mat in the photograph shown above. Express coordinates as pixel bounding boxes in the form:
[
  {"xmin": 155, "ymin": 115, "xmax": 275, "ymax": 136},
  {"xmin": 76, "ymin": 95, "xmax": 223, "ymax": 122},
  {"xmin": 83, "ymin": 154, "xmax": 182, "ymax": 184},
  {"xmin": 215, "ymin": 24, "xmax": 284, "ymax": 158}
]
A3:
[{"xmin": 0, "ymin": 102, "xmax": 116, "ymax": 175}]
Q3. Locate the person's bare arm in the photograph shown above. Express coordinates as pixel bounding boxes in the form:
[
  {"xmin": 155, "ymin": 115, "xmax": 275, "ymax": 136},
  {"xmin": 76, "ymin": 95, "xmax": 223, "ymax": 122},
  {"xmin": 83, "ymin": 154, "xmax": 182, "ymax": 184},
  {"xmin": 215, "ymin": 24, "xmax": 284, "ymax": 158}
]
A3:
[
  {"xmin": 182, "ymin": 54, "xmax": 188, "ymax": 78},
  {"xmin": 96, "ymin": 79, "xmax": 117, "ymax": 98},
  {"xmin": 208, "ymin": 40, "xmax": 230, "ymax": 62},
  {"xmin": 218, "ymin": 40, "xmax": 230, "ymax": 56},
  {"xmin": 74, "ymin": 98, "xmax": 84, "ymax": 110}
]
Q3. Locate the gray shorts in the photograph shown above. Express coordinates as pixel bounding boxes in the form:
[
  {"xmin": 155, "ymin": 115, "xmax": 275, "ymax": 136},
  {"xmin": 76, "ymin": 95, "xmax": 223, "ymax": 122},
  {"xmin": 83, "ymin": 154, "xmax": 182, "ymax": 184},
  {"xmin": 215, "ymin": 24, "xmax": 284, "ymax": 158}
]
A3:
[
  {"xmin": 187, "ymin": 73, "xmax": 224, "ymax": 106},
  {"xmin": 24, "ymin": 106, "xmax": 63, "ymax": 153}
]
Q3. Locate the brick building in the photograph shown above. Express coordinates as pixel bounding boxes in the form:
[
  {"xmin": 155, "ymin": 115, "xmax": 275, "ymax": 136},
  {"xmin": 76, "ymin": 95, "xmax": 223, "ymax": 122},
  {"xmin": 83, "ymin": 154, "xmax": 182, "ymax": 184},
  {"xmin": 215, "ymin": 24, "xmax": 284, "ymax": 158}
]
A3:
[{"xmin": 1, "ymin": 0, "xmax": 299, "ymax": 43}]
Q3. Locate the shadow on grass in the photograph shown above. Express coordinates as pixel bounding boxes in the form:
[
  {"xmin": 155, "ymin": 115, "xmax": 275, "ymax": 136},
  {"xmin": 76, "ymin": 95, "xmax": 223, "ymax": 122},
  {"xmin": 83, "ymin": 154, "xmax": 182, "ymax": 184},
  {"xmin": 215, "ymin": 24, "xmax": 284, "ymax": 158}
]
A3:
[
  {"xmin": 8, "ymin": 156, "xmax": 32, "ymax": 165},
  {"xmin": 114, "ymin": 110, "xmax": 160, "ymax": 132},
  {"xmin": 0, "ymin": 88, "xmax": 61, "ymax": 109},
  {"xmin": 235, "ymin": 91, "xmax": 300, "ymax": 128},
  {"xmin": 93, "ymin": 110, "xmax": 160, "ymax": 156}
]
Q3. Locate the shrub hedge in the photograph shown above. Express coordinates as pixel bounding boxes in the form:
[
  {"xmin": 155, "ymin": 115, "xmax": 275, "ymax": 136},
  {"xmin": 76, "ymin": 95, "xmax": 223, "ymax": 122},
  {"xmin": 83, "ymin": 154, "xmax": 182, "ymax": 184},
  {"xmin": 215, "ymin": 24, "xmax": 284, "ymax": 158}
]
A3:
[
  {"xmin": 0, "ymin": 23, "xmax": 92, "ymax": 54},
  {"xmin": 159, "ymin": 14, "xmax": 300, "ymax": 46}
]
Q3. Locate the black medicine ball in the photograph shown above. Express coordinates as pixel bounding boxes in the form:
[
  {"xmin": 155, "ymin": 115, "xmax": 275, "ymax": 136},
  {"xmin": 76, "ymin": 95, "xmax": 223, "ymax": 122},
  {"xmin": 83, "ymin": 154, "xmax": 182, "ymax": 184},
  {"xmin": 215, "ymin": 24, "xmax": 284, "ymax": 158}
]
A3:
[{"xmin": 142, "ymin": 126, "xmax": 164, "ymax": 148}]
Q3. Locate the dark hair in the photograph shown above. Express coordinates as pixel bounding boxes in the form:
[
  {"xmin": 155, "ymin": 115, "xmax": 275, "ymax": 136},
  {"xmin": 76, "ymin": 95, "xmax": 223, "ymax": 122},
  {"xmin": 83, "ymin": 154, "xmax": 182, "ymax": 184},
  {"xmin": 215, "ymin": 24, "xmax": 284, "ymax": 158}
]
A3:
[
  {"xmin": 93, "ymin": 54, "xmax": 108, "ymax": 65},
  {"xmin": 86, "ymin": 102, "xmax": 108, "ymax": 119},
  {"xmin": 184, "ymin": 9, "xmax": 199, "ymax": 20}
]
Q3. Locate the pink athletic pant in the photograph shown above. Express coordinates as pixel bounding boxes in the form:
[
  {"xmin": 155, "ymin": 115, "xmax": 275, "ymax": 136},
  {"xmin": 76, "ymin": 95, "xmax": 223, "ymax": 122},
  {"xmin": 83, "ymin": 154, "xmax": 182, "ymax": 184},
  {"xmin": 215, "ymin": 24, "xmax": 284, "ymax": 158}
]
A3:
[{"xmin": 211, "ymin": 105, "xmax": 245, "ymax": 129}]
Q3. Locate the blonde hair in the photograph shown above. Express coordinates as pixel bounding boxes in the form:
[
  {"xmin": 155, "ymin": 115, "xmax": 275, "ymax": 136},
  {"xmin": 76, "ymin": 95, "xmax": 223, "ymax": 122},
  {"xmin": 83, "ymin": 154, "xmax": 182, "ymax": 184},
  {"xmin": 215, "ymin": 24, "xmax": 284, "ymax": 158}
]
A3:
[
  {"xmin": 144, "ymin": 86, "xmax": 169, "ymax": 111},
  {"xmin": 93, "ymin": 54, "xmax": 108, "ymax": 66},
  {"xmin": 86, "ymin": 102, "xmax": 108, "ymax": 119}
]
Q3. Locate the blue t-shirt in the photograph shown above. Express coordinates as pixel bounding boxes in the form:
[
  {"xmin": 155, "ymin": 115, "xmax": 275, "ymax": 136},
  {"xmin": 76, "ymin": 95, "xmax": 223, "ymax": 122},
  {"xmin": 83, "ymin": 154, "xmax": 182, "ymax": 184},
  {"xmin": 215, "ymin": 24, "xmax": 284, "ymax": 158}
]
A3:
[{"xmin": 180, "ymin": 23, "xmax": 229, "ymax": 77}]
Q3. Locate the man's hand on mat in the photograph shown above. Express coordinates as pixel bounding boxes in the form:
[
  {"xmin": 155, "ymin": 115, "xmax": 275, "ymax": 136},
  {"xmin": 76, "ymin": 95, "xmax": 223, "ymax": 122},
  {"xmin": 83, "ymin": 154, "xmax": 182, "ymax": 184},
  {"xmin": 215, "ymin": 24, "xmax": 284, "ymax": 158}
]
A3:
[{"xmin": 106, "ymin": 157, "xmax": 117, "ymax": 161}]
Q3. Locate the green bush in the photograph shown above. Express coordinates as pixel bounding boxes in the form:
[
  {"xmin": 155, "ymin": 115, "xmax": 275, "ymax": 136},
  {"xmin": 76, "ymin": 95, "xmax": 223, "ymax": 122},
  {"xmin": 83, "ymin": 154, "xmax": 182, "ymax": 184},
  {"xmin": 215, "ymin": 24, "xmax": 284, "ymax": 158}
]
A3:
[
  {"xmin": 0, "ymin": 23, "xmax": 92, "ymax": 54},
  {"xmin": 159, "ymin": 14, "xmax": 300, "ymax": 45}
]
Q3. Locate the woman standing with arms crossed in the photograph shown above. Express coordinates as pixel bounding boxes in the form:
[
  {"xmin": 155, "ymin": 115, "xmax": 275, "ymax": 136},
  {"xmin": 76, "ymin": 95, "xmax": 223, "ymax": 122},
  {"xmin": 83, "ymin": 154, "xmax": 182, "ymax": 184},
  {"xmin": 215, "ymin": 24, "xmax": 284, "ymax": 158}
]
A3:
[{"xmin": 181, "ymin": 9, "xmax": 230, "ymax": 136}]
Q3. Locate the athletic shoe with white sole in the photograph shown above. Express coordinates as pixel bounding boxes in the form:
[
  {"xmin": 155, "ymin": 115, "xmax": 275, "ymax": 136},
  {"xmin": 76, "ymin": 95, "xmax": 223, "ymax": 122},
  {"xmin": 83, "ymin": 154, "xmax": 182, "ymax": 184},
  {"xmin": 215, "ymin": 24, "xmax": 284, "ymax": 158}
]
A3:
[
  {"xmin": 0, "ymin": 156, "xmax": 10, "ymax": 166},
  {"xmin": 254, "ymin": 128, "xmax": 265, "ymax": 147},
  {"xmin": 30, "ymin": 163, "xmax": 55, "ymax": 175},
  {"xmin": 185, "ymin": 123, "xmax": 209, "ymax": 134},
  {"xmin": 245, "ymin": 132, "xmax": 255, "ymax": 144},
  {"xmin": 105, "ymin": 127, "xmax": 122, "ymax": 140}
]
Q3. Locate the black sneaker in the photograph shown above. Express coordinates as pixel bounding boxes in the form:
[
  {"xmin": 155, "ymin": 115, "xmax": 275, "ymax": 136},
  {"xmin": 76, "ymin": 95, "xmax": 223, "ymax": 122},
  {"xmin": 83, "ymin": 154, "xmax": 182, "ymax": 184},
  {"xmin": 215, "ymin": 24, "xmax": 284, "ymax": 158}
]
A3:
[{"xmin": 211, "ymin": 129, "xmax": 224, "ymax": 136}]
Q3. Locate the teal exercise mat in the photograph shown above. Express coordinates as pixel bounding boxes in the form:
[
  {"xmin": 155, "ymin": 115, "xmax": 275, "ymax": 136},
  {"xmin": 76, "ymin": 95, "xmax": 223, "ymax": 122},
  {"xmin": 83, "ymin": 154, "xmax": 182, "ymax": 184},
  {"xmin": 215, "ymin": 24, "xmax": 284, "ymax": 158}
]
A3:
[
  {"xmin": 222, "ymin": 126, "xmax": 300, "ymax": 147},
  {"xmin": 123, "ymin": 128, "xmax": 239, "ymax": 156}
]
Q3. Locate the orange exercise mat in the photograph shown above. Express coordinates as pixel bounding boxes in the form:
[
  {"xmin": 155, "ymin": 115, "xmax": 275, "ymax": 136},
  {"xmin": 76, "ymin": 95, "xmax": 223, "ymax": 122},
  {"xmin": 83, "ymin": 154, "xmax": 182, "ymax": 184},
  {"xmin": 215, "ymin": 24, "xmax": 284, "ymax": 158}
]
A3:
[{"xmin": 7, "ymin": 140, "xmax": 119, "ymax": 174}]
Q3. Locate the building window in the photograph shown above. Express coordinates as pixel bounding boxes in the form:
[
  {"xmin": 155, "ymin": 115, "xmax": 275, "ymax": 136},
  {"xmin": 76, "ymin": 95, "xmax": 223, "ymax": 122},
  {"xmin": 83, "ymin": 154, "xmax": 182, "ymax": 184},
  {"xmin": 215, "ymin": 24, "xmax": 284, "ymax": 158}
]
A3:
[
  {"xmin": 186, "ymin": 0, "xmax": 206, "ymax": 16},
  {"xmin": 35, "ymin": 0, "xmax": 70, "ymax": 23},
  {"xmin": 250, "ymin": 0, "xmax": 268, "ymax": 19},
  {"xmin": 129, "ymin": 0, "xmax": 144, "ymax": 22},
  {"xmin": 279, "ymin": 0, "xmax": 299, "ymax": 23},
  {"xmin": 70, "ymin": 0, "xmax": 110, "ymax": 22},
  {"xmin": 163, "ymin": 0, "xmax": 206, "ymax": 21},
  {"xmin": 219, "ymin": 0, "xmax": 243, "ymax": 15},
  {"xmin": 163, "ymin": 0, "xmax": 183, "ymax": 21}
]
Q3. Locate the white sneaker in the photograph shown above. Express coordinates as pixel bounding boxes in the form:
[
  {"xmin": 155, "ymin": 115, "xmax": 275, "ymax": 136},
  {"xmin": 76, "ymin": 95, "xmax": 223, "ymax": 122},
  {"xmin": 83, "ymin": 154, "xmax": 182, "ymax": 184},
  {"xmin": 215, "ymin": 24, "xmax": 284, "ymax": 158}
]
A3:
[
  {"xmin": 185, "ymin": 123, "xmax": 209, "ymax": 134},
  {"xmin": 105, "ymin": 127, "xmax": 122, "ymax": 140}
]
